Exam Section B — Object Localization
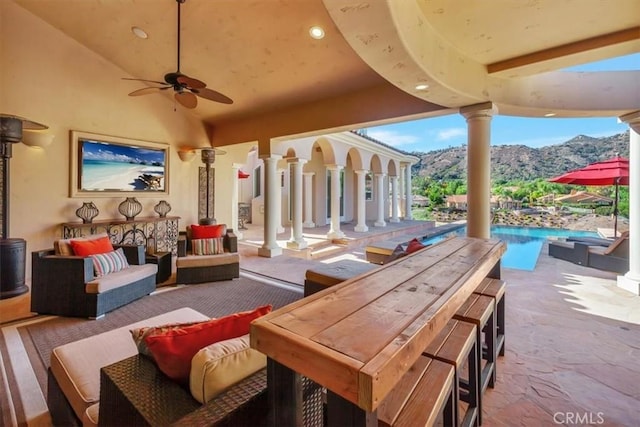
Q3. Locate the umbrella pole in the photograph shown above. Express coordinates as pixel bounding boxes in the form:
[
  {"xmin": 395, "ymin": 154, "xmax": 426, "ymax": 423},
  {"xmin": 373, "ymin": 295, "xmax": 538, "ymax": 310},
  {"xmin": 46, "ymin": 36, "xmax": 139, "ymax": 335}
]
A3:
[{"xmin": 614, "ymin": 180, "xmax": 619, "ymax": 237}]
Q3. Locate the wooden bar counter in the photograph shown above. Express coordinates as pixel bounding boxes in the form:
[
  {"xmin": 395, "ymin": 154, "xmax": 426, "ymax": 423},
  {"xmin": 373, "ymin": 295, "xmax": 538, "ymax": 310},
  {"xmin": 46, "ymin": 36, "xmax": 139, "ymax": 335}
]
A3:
[{"xmin": 250, "ymin": 236, "xmax": 506, "ymax": 426}]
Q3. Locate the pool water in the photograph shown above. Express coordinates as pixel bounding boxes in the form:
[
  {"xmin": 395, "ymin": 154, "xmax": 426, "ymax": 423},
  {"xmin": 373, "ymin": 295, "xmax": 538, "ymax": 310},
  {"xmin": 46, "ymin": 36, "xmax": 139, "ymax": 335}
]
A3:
[{"xmin": 422, "ymin": 225, "xmax": 599, "ymax": 271}]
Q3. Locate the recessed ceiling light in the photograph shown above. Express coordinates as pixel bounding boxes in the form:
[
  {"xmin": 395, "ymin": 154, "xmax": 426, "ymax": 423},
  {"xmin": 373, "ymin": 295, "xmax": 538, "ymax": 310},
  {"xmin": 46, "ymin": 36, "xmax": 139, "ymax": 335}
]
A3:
[
  {"xmin": 131, "ymin": 26, "xmax": 148, "ymax": 39},
  {"xmin": 309, "ymin": 26, "xmax": 325, "ymax": 40},
  {"xmin": 544, "ymin": 112, "xmax": 556, "ymax": 117},
  {"xmin": 415, "ymin": 84, "xmax": 429, "ymax": 90}
]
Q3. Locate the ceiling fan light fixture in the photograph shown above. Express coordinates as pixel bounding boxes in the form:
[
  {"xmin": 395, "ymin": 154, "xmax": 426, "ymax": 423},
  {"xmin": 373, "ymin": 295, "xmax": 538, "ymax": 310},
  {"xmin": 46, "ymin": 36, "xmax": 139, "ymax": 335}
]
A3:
[
  {"xmin": 123, "ymin": 0, "xmax": 233, "ymax": 108},
  {"xmin": 309, "ymin": 26, "xmax": 325, "ymax": 40},
  {"xmin": 131, "ymin": 26, "xmax": 148, "ymax": 39}
]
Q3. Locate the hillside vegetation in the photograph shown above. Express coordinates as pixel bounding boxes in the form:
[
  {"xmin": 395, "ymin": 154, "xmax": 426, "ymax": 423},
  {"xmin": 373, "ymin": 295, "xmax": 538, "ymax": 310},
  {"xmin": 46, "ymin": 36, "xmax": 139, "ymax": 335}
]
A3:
[{"xmin": 410, "ymin": 131, "xmax": 630, "ymax": 183}]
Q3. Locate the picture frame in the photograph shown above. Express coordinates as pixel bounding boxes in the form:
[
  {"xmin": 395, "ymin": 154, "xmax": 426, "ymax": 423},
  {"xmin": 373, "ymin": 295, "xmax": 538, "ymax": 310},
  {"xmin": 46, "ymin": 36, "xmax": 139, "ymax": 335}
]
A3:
[{"xmin": 70, "ymin": 130, "xmax": 169, "ymax": 197}]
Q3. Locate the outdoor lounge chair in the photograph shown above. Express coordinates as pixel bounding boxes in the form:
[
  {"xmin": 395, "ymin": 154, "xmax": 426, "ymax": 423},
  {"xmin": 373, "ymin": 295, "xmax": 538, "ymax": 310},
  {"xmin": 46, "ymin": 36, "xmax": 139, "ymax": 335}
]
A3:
[{"xmin": 548, "ymin": 231, "xmax": 629, "ymax": 273}]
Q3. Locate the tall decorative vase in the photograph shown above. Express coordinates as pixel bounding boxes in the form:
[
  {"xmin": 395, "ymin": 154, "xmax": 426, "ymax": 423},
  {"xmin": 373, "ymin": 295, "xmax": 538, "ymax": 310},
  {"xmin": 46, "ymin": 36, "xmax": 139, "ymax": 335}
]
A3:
[
  {"xmin": 118, "ymin": 197, "xmax": 143, "ymax": 221},
  {"xmin": 154, "ymin": 200, "xmax": 172, "ymax": 217},
  {"xmin": 75, "ymin": 202, "xmax": 99, "ymax": 224}
]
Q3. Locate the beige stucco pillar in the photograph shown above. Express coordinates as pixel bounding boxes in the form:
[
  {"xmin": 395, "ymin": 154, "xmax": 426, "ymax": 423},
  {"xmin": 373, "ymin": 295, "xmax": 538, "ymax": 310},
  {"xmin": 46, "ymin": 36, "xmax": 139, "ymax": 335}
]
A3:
[
  {"xmin": 327, "ymin": 164, "xmax": 345, "ymax": 239},
  {"xmin": 617, "ymin": 110, "xmax": 640, "ymax": 295},
  {"xmin": 461, "ymin": 102, "xmax": 497, "ymax": 239},
  {"xmin": 375, "ymin": 173, "xmax": 387, "ymax": 227},
  {"xmin": 404, "ymin": 165, "xmax": 413, "ymax": 220},
  {"xmin": 390, "ymin": 175, "xmax": 400, "ymax": 223},
  {"xmin": 287, "ymin": 159, "xmax": 308, "ymax": 249},
  {"xmin": 258, "ymin": 154, "xmax": 283, "ymax": 257},
  {"xmin": 276, "ymin": 168, "xmax": 285, "ymax": 234},
  {"xmin": 354, "ymin": 169, "xmax": 369, "ymax": 232},
  {"xmin": 303, "ymin": 172, "xmax": 315, "ymax": 228},
  {"xmin": 231, "ymin": 163, "xmax": 242, "ymax": 240}
]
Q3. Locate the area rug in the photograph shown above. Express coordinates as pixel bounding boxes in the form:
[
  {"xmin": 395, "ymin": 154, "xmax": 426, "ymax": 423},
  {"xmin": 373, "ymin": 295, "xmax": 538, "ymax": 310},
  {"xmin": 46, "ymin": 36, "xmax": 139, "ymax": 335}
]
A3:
[{"xmin": 0, "ymin": 274, "xmax": 302, "ymax": 426}]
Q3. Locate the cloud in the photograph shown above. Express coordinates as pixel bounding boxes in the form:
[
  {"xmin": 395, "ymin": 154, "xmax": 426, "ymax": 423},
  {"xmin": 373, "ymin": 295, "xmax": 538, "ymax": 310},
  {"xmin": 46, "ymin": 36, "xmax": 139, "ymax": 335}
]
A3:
[
  {"xmin": 436, "ymin": 128, "xmax": 466, "ymax": 141},
  {"xmin": 366, "ymin": 129, "xmax": 419, "ymax": 147}
]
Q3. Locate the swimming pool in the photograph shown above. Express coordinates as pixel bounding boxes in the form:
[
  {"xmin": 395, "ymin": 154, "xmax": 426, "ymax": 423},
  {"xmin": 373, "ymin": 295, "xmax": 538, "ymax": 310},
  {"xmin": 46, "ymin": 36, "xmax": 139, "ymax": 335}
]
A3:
[{"xmin": 422, "ymin": 225, "xmax": 599, "ymax": 271}]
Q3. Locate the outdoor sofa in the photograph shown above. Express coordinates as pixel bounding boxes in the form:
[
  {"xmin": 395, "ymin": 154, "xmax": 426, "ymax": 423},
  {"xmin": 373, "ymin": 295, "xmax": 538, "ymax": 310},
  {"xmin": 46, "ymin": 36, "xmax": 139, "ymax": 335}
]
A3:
[
  {"xmin": 176, "ymin": 224, "xmax": 240, "ymax": 284},
  {"xmin": 548, "ymin": 231, "xmax": 629, "ymax": 273},
  {"xmin": 31, "ymin": 234, "xmax": 157, "ymax": 319}
]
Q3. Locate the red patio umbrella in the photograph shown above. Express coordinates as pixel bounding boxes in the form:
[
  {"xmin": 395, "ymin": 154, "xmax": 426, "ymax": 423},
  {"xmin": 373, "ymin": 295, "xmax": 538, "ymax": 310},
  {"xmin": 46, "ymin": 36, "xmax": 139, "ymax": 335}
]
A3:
[{"xmin": 549, "ymin": 156, "xmax": 629, "ymax": 236}]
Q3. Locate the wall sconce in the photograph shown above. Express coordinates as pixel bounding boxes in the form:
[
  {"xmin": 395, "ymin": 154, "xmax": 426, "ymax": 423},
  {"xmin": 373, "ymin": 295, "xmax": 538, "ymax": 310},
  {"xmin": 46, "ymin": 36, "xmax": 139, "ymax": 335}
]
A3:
[
  {"xmin": 177, "ymin": 148, "xmax": 196, "ymax": 162},
  {"xmin": 22, "ymin": 130, "xmax": 55, "ymax": 148}
]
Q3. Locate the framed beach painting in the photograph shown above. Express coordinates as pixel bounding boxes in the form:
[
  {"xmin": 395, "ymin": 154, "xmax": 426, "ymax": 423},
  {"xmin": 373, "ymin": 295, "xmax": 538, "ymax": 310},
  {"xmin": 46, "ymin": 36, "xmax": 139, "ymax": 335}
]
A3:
[{"xmin": 70, "ymin": 131, "xmax": 169, "ymax": 197}]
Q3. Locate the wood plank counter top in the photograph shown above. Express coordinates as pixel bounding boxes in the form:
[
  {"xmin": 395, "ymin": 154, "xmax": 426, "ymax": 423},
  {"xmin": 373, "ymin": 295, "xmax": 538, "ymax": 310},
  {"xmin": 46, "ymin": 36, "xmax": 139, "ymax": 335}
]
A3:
[{"xmin": 250, "ymin": 236, "xmax": 506, "ymax": 414}]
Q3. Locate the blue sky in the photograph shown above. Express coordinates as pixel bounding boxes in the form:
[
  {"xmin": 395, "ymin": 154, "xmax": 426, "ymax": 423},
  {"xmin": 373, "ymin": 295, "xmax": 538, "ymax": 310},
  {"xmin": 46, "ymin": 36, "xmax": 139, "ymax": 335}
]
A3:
[{"xmin": 365, "ymin": 53, "xmax": 638, "ymax": 153}]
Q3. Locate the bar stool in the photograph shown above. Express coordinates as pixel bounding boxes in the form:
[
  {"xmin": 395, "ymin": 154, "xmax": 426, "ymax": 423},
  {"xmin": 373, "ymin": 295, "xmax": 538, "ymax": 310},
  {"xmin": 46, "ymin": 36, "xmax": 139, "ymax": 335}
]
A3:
[
  {"xmin": 423, "ymin": 320, "xmax": 480, "ymax": 427},
  {"xmin": 473, "ymin": 278, "xmax": 506, "ymax": 357},
  {"xmin": 377, "ymin": 356, "xmax": 456, "ymax": 427},
  {"xmin": 454, "ymin": 294, "xmax": 496, "ymax": 425}
]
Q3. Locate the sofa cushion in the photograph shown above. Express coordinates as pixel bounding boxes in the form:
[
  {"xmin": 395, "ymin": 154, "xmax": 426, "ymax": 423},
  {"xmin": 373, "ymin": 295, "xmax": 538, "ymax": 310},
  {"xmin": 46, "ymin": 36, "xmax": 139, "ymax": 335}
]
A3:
[
  {"xmin": 85, "ymin": 263, "xmax": 157, "ymax": 294},
  {"xmin": 176, "ymin": 252, "xmax": 239, "ymax": 268},
  {"xmin": 406, "ymin": 238, "xmax": 427, "ymax": 254},
  {"xmin": 131, "ymin": 319, "xmax": 210, "ymax": 358},
  {"xmin": 192, "ymin": 237, "xmax": 225, "ymax": 255},
  {"xmin": 90, "ymin": 248, "xmax": 129, "ymax": 277},
  {"xmin": 55, "ymin": 233, "xmax": 109, "ymax": 256},
  {"xmin": 144, "ymin": 305, "xmax": 272, "ymax": 382},
  {"xmin": 190, "ymin": 334, "xmax": 266, "ymax": 404},
  {"xmin": 50, "ymin": 308, "xmax": 210, "ymax": 422},
  {"xmin": 70, "ymin": 235, "xmax": 114, "ymax": 256},
  {"xmin": 190, "ymin": 224, "xmax": 226, "ymax": 239}
]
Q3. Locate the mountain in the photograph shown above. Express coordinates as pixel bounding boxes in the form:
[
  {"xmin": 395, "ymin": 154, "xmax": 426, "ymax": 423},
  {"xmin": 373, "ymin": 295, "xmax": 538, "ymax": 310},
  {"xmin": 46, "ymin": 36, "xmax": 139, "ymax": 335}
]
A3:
[{"xmin": 409, "ymin": 131, "xmax": 630, "ymax": 183}]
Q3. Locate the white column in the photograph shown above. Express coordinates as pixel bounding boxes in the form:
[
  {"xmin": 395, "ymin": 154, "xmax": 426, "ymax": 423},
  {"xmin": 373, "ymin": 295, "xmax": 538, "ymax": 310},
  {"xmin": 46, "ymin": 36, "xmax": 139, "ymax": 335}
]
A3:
[
  {"xmin": 275, "ymin": 168, "xmax": 285, "ymax": 234},
  {"xmin": 287, "ymin": 159, "xmax": 308, "ymax": 249},
  {"xmin": 231, "ymin": 163, "xmax": 242, "ymax": 240},
  {"xmin": 617, "ymin": 110, "xmax": 640, "ymax": 295},
  {"xmin": 404, "ymin": 165, "xmax": 413, "ymax": 220},
  {"xmin": 374, "ymin": 173, "xmax": 387, "ymax": 227},
  {"xmin": 327, "ymin": 165, "xmax": 345, "ymax": 239},
  {"xmin": 461, "ymin": 102, "xmax": 497, "ymax": 239},
  {"xmin": 354, "ymin": 169, "xmax": 369, "ymax": 232},
  {"xmin": 303, "ymin": 172, "xmax": 315, "ymax": 228},
  {"xmin": 399, "ymin": 166, "xmax": 406, "ymax": 218},
  {"xmin": 258, "ymin": 155, "xmax": 283, "ymax": 257},
  {"xmin": 390, "ymin": 175, "xmax": 400, "ymax": 223}
]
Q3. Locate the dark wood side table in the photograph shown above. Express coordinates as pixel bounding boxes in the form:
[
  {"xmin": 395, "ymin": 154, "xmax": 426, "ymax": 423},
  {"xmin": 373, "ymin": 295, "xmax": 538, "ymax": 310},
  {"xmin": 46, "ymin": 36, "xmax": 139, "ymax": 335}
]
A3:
[{"xmin": 145, "ymin": 251, "xmax": 171, "ymax": 284}]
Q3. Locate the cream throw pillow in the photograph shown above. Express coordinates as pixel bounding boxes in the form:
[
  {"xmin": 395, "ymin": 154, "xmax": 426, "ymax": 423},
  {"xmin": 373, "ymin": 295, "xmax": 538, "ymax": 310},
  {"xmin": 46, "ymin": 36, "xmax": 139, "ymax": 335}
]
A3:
[{"xmin": 189, "ymin": 334, "xmax": 266, "ymax": 404}]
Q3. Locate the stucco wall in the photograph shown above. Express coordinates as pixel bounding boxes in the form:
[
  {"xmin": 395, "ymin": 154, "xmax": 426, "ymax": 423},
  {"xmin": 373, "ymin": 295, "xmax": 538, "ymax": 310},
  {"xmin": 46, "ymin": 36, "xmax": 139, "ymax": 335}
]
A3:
[{"xmin": 1, "ymin": 1, "xmax": 210, "ymax": 279}]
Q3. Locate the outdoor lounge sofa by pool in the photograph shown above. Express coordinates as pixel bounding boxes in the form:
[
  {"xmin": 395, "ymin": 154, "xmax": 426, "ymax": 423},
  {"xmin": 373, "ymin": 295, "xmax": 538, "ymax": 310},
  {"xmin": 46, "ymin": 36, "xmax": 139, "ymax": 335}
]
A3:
[{"xmin": 548, "ymin": 231, "xmax": 629, "ymax": 273}]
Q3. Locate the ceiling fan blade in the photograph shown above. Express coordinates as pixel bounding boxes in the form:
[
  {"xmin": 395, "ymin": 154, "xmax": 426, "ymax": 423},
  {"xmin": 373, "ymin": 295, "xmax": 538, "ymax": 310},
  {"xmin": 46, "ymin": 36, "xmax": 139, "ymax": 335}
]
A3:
[
  {"xmin": 192, "ymin": 87, "xmax": 234, "ymax": 104},
  {"xmin": 176, "ymin": 75, "xmax": 206, "ymax": 89},
  {"xmin": 175, "ymin": 91, "xmax": 198, "ymax": 109},
  {"xmin": 128, "ymin": 86, "xmax": 170, "ymax": 96},
  {"xmin": 122, "ymin": 77, "xmax": 169, "ymax": 86}
]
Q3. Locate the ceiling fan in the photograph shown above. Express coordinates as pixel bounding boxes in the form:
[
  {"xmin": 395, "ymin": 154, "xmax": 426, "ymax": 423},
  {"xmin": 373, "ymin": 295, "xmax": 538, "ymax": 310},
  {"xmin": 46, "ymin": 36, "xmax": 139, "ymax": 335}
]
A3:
[{"xmin": 123, "ymin": 0, "xmax": 233, "ymax": 109}]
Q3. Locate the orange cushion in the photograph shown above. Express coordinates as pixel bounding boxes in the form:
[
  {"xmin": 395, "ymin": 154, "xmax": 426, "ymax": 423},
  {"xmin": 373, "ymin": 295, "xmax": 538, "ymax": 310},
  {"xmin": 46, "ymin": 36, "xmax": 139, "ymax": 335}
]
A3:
[
  {"xmin": 406, "ymin": 238, "xmax": 426, "ymax": 254},
  {"xmin": 191, "ymin": 224, "xmax": 225, "ymax": 239},
  {"xmin": 69, "ymin": 236, "xmax": 114, "ymax": 256},
  {"xmin": 145, "ymin": 304, "xmax": 272, "ymax": 382}
]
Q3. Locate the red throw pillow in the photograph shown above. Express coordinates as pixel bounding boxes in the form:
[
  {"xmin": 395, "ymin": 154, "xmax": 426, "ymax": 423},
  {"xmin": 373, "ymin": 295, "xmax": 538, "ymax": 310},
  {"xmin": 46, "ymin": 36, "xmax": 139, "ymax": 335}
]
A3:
[
  {"xmin": 69, "ymin": 236, "xmax": 114, "ymax": 256},
  {"xmin": 144, "ymin": 304, "xmax": 272, "ymax": 382},
  {"xmin": 406, "ymin": 238, "xmax": 426, "ymax": 254},
  {"xmin": 191, "ymin": 224, "xmax": 225, "ymax": 239}
]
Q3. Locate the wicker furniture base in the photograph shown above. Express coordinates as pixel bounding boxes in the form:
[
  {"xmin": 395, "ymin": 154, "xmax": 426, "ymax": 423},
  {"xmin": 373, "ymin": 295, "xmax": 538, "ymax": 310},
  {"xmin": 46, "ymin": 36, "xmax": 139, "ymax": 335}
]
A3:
[
  {"xmin": 99, "ymin": 354, "xmax": 269, "ymax": 426},
  {"xmin": 176, "ymin": 262, "xmax": 240, "ymax": 285}
]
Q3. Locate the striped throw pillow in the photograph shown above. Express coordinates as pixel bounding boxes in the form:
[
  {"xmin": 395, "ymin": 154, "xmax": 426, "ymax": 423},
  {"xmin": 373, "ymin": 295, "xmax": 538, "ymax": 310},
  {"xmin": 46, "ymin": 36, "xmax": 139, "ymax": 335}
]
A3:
[
  {"xmin": 90, "ymin": 248, "xmax": 129, "ymax": 277},
  {"xmin": 192, "ymin": 237, "xmax": 225, "ymax": 255}
]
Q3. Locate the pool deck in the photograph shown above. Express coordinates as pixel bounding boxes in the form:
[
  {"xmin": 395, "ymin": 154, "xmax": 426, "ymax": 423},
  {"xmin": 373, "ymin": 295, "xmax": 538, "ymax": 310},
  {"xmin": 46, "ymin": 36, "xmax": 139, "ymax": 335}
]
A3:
[{"xmin": 237, "ymin": 220, "xmax": 640, "ymax": 426}]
